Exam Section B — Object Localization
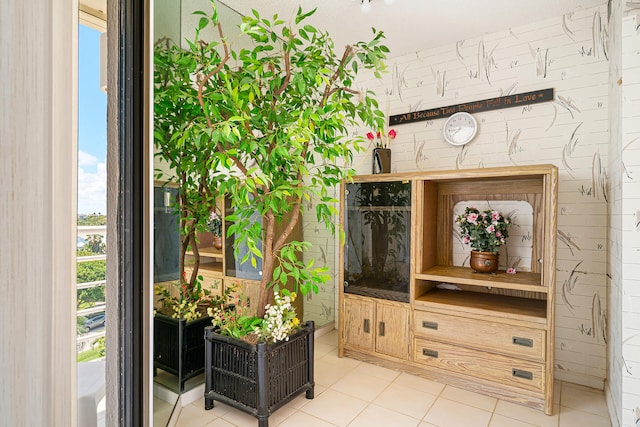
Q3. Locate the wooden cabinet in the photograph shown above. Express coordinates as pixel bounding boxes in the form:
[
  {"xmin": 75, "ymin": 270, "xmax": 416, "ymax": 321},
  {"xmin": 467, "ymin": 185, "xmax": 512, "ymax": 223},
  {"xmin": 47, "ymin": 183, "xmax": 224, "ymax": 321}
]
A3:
[
  {"xmin": 339, "ymin": 165, "xmax": 557, "ymax": 415},
  {"xmin": 342, "ymin": 295, "xmax": 409, "ymax": 360},
  {"xmin": 185, "ymin": 245, "xmax": 225, "ymax": 298},
  {"xmin": 375, "ymin": 300, "xmax": 410, "ymax": 359},
  {"xmin": 343, "ymin": 296, "xmax": 374, "ymax": 351}
]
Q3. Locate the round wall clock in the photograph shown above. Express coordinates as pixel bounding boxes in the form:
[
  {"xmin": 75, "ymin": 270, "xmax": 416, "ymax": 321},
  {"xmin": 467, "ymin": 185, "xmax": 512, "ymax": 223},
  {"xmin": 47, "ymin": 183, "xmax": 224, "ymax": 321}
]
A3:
[{"xmin": 443, "ymin": 112, "xmax": 478, "ymax": 146}]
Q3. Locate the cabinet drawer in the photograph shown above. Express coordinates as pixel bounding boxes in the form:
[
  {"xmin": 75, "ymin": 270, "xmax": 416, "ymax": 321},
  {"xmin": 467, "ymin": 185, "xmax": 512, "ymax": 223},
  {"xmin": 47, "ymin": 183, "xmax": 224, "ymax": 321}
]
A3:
[
  {"xmin": 414, "ymin": 311, "xmax": 545, "ymax": 361},
  {"xmin": 415, "ymin": 339, "xmax": 545, "ymax": 393}
]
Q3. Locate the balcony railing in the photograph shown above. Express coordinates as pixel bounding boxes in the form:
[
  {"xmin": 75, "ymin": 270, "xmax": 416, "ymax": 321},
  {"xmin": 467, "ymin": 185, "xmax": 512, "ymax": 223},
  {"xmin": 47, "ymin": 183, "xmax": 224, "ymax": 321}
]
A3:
[{"xmin": 77, "ymin": 226, "xmax": 106, "ymax": 346}]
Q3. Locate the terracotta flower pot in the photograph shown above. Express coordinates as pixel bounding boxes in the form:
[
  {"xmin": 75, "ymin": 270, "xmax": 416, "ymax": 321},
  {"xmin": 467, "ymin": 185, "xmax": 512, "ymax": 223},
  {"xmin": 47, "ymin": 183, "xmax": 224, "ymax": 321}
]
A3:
[
  {"xmin": 469, "ymin": 250, "xmax": 499, "ymax": 273},
  {"xmin": 212, "ymin": 235, "xmax": 223, "ymax": 250}
]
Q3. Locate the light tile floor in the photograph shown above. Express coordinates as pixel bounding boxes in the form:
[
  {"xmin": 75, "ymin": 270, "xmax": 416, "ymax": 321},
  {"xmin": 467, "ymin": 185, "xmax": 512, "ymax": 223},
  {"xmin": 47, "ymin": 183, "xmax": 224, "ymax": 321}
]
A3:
[{"xmin": 174, "ymin": 330, "xmax": 612, "ymax": 427}]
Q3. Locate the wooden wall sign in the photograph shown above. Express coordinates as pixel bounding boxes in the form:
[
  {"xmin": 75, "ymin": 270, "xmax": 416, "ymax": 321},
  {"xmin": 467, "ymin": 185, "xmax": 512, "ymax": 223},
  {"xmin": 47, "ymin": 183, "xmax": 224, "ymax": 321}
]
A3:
[{"xmin": 389, "ymin": 88, "xmax": 554, "ymax": 126}]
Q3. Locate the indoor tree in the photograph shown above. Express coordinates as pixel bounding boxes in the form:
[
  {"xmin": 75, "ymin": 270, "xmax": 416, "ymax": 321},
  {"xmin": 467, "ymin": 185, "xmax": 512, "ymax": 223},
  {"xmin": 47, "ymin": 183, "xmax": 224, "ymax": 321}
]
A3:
[{"xmin": 164, "ymin": 1, "xmax": 389, "ymax": 317}]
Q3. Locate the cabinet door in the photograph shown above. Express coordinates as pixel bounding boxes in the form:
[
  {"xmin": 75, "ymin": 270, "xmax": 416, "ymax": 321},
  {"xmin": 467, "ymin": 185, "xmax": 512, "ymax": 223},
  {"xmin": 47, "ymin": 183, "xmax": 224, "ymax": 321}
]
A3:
[
  {"xmin": 200, "ymin": 275, "xmax": 223, "ymax": 298},
  {"xmin": 343, "ymin": 297, "xmax": 374, "ymax": 351},
  {"xmin": 223, "ymin": 278, "xmax": 261, "ymax": 317},
  {"xmin": 376, "ymin": 302, "xmax": 409, "ymax": 360}
]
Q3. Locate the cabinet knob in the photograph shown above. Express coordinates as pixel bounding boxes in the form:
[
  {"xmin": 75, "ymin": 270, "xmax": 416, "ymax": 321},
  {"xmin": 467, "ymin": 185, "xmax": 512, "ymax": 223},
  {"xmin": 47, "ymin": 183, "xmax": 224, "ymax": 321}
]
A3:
[
  {"xmin": 363, "ymin": 319, "xmax": 370, "ymax": 333},
  {"xmin": 379, "ymin": 321, "xmax": 385, "ymax": 337}
]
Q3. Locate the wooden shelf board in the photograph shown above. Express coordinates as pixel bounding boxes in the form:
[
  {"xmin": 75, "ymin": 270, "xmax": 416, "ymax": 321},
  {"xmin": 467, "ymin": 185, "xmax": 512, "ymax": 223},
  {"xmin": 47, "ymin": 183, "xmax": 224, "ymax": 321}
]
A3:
[
  {"xmin": 186, "ymin": 263, "xmax": 223, "ymax": 277},
  {"xmin": 416, "ymin": 265, "xmax": 546, "ymax": 293},
  {"xmin": 414, "ymin": 289, "xmax": 547, "ymax": 324},
  {"xmin": 200, "ymin": 263, "xmax": 223, "ymax": 273},
  {"xmin": 186, "ymin": 246, "xmax": 223, "ymax": 259}
]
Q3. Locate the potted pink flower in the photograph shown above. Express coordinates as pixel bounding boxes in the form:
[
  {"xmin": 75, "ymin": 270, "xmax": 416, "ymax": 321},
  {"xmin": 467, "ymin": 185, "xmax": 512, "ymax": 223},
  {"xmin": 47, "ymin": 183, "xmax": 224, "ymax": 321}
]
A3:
[
  {"xmin": 369, "ymin": 129, "xmax": 396, "ymax": 173},
  {"xmin": 455, "ymin": 207, "xmax": 511, "ymax": 273}
]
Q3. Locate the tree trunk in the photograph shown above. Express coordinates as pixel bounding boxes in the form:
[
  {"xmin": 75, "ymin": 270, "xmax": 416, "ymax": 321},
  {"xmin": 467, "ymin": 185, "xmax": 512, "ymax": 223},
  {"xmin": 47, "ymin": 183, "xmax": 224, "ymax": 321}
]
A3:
[
  {"xmin": 256, "ymin": 214, "xmax": 276, "ymax": 318},
  {"xmin": 255, "ymin": 203, "xmax": 301, "ymax": 318},
  {"xmin": 371, "ymin": 215, "xmax": 389, "ymax": 277}
]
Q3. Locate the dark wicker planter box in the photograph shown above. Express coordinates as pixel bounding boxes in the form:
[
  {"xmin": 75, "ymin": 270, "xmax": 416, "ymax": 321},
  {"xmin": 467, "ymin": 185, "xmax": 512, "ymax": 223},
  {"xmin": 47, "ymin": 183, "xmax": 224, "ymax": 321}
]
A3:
[
  {"xmin": 154, "ymin": 314, "xmax": 211, "ymax": 392},
  {"xmin": 204, "ymin": 321, "xmax": 315, "ymax": 427}
]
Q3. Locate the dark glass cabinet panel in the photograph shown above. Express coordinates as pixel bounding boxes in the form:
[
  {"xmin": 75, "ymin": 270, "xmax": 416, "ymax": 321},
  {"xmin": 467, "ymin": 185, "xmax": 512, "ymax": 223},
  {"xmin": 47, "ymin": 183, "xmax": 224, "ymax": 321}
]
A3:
[
  {"xmin": 344, "ymin": 181, "xmax": 411, "ymax": 302},
  {"xmin": 153, "ymin": 186, "xmax": 180, "ymax": 283}
]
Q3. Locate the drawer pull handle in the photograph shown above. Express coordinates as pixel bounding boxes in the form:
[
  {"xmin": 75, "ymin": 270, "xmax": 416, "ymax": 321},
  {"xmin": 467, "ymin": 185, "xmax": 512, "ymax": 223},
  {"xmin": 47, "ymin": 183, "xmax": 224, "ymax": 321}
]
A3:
[
  {"xmin": 512, "ymin": 369, "xmax": 533, "ymax": 380},
  {"xmin": 422, "ymin": 321, "xmax": 438, "ymax": 330},
  {"xmin": 379, "ymin": 321, "xmax": 385, "ymax": 337},
  {"xmin": 363, "ymin": 319, "xmax": 370, "ymax": 333},
  {"xmin": 512, "ymin": 337, "xmax": 534, "ymax": 347},
  {"xmin": 422, "ymin": 348, "xmax": 438, "ymax": 358}
]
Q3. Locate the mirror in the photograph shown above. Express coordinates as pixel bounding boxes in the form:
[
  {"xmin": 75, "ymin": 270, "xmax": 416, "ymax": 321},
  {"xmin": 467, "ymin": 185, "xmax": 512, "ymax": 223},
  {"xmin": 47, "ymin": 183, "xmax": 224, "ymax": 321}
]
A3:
[{"xmin": 151, "ymin": 1, "xmax": 339, "ymax": 424}]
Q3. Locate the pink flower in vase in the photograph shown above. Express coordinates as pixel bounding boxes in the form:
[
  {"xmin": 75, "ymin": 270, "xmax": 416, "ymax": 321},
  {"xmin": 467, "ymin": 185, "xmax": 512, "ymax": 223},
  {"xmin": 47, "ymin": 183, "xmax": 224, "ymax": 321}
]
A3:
[
  {"xmin": 467, "ymin": 212, "xmax": 478, "ymax": 225},
  {"xmin": 370, "ymin": 129, "xmax": 398, "ymax": 149}
]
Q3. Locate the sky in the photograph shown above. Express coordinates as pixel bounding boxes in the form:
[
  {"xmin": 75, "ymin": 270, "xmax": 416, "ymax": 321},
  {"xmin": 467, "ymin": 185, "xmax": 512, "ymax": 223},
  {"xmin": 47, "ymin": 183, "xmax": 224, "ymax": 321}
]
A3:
[{"xmin": 78, "ymin": 24, "xmax": 107, "ymax": 215}]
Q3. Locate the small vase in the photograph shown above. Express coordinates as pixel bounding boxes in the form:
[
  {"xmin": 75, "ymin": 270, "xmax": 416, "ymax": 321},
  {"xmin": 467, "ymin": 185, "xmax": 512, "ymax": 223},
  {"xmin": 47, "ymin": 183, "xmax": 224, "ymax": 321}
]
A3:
[
  {"xmin": 469, "ymin": 251, "xmax": 499, "ymax": 273},
  {"xmin": 212, "ymin": 235, "xmax": 223, "ymax": 250},
  {"xmin": 372, "ymin": 148, "xmax": 391, "ymax": 174}
]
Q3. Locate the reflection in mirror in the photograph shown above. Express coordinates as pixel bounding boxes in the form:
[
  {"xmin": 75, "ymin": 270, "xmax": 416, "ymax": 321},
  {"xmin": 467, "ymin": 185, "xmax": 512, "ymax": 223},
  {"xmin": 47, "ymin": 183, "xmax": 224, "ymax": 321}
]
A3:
[
  {"xmin": 343, "ymin": 181, "xmax": 412, "ymax": 302},
  {"xmin": 152, "ymin": 1, "xmax": 339, "ymax": 424},
  {"xmin": 152, "ymin": 1, "xmax": 250, "ymax": 425},
  {"xmin": 151, "ymin": 185, "xmax": 180, "ymax": 426},
  {"xmin": 152, "ymin": 1, "xmax": 181, "ymax": 424}
]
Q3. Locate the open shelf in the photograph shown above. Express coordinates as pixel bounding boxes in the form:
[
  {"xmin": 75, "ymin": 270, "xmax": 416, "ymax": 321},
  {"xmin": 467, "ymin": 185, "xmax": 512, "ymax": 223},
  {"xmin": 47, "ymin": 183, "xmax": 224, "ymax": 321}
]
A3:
[
  {"xmin": 199, "ymin": 262, "xmax": 223, "ymax": 275},
  {"xmin": 186, "ymin": 246, "xmax": 223, "ymax": 259},
  {"xmin": 414, "ymin": 288, "xmax": 547, "ymax": 324},
  {"xmin": 416, "ymin": 265, "xmax": 545, "ymax": 293},
  {"xmin": 185, "ymin": 260, "xmax": 223, "ymax": 277}
]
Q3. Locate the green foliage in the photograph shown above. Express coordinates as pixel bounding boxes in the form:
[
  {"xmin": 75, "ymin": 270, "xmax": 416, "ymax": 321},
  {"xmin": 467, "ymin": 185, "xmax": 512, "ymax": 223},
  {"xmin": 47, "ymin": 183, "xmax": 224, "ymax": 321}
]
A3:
[
  {"xmin": 80, "ymin": 234, "xmax": 106, "ymax": 254},
  {"xmin": 154, "ymin": 34, "xmax": 225, "ymax": 294},
  {"xmin": 208, "ymin": 287, "xmax": 300, "ymax": 343},
  {"xmin": 77, "ymin": 347, "xmax": 101, "ymax": 362},
  {"xmin": 224, "ymin": 315, "xmax": 264, "ymax": 340},
  {"xmin": 154, "ymin": 0, "xmax": 389, "ymax": 315},
  {"xmin": 77, "ymin": 234, "xmax": 106, "ymax": 309},
  {"xmin": 77, "ymin": 260, "xmax": 106, "ymax": 282},
  {"xmin": 77, "ymin": 316, "xmax": 89, "ymax": 335},
  {"xmin": 455, "ymin": 207, "xmax": 512, "ymax": 254},
  {"xmin": 77, "ymin": 260, "xmax": 106, "ymax": 309},
  {"xmin": 76, "ymin": 338, "xmax": 105, "ymax": 362},
  {"xmin": 155, "ymin": 280, "xmax": 216, "ymax": 321},
  {"xmin": 77, "ymin": 286, "xmax": 105, "ymax": 310},
  {"xmin": 207, "ymin": 284, "xmax": 263, "ymax": 338},
  {"xmin": 95, "ymin": 337, "xmax": 106, "ymax": 357},
  {"xmin": 77, "ymin": 214, "xmax": 106, "ymax": 226}
]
